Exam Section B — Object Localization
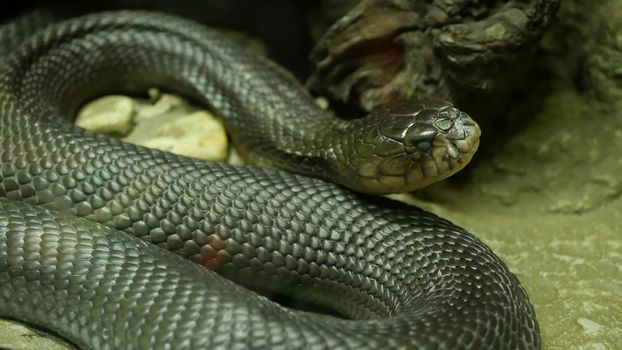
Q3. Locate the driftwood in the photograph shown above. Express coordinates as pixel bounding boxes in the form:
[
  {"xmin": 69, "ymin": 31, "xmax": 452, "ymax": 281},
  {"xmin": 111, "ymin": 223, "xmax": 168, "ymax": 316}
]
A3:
[{"xmin": 308, "ymin": 0, "xmax": 561, "ymax": 119}]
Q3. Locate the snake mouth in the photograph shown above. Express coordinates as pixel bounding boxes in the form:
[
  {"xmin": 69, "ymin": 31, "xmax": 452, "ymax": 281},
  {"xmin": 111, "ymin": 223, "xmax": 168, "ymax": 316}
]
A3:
[{"xmin": 445, "ymin": 119, "xmax": 480, "ymax": 160}]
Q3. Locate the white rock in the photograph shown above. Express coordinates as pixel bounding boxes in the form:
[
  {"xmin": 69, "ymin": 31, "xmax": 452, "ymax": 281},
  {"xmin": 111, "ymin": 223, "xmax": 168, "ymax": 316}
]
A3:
[
  {"xmin": 75, "ymin": 95, "xmax": 135, "ymax": 134},
  {"xmin": 315, "ymin": 96, "xmax": 330, "ymax": 110},
  {"xmin": 576, "ymin": 317, "xmax": 604, "ymax": 336},
  {"xmin": 134, "ymin": 92, "xmax": 188, "ymax": 122},
  {"xmin": 227, "ymin": 148, "xmax": 245, "ymax": 165},
  {"xmin": 126, "ymin": 111, "xmax": 228, "ymax": 161}
]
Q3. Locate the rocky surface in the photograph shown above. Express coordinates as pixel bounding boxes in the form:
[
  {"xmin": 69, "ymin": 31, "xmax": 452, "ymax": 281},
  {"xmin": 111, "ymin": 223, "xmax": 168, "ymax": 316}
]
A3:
[
  {"xmin": 76, "ymin": 90, "xmax": 229, "ymax": 162},
  {"xmin": 2, "ymin": 0, "xmax": 622, "ymax": 349}
]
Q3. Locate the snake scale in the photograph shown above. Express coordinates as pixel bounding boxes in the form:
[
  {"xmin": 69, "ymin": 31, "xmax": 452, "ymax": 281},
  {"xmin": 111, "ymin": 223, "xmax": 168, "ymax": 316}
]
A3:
[{"xmin": 0, "ymin": 9, "xmax": 539, "ymax": 349}]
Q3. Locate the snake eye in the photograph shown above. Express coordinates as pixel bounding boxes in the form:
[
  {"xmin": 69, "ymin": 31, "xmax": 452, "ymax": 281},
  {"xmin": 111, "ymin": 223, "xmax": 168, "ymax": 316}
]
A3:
[
  {"xmin": 416, "ymin": 140, "xmax": 432, "ymax": 152},
  {"xmin": 404, "ymin": 125, "xmax": 437, "ymax": 153}
]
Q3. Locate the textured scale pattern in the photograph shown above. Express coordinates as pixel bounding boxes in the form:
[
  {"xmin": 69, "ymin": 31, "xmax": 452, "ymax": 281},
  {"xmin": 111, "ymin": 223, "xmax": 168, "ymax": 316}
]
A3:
[{"xmin": 0, "ymin": 11, "xmax": 539, "ymax": 349}]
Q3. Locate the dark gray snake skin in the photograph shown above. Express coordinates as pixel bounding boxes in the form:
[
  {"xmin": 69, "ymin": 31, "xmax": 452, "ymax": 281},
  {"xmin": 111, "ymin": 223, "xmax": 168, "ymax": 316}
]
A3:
[{"xmin": 0, "ymin": 10, "xmax": 539, "ymax": 349}]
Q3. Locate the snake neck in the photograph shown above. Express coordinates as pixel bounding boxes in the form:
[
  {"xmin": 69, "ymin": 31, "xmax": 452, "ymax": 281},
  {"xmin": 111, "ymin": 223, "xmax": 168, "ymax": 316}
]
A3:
[{"xmin": 229, "ymin": 107, "xmax": 348, "ymax": 182}]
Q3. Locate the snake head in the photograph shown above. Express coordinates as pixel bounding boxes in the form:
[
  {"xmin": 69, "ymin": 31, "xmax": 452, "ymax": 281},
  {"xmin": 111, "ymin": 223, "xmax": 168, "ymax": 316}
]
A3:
[{"xmin": 346, "ymin": 98, "xmax": 480, "ymax": 194}]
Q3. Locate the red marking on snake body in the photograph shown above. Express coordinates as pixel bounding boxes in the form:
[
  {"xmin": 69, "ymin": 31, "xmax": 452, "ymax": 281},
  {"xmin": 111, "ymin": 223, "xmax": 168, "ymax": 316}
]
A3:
[
  {"xmin": 201, "ymin": 238, "xmax": 227, "ymax": 270},
  {"xmin": 203, "ymin": 253, "xmax": 222, "ymax": 270}
]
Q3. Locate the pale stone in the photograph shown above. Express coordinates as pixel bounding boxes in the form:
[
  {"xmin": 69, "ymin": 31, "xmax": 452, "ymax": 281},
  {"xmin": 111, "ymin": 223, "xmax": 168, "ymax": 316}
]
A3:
[
  {"xmin": 577, "ymin": 318, "xmax": 604, "ymax": 336},
  {"xmin": 315, "ymin": 96, "xmax": 330, "ymax": 110},
  {"xmin": 227, "ymin": 148, "xmax": 245, "ymax": 165},
  {"xmin": 125, "ymin": 111, "xmax": 228, "ymax": 161},
  {"xmin": 134, "ymin": 92, "xmax": 188, "ymax": 122},
  {"xmin": 75, "ymin": 95, "xmax": 134, "ymax": 135}
]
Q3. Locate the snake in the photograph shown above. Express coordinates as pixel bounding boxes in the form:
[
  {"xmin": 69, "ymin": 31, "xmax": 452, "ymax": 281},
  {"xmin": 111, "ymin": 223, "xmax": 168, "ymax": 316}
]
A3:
[{"xmin": 0, "ymin": 9, "xmax": 539, "ymax": 350}]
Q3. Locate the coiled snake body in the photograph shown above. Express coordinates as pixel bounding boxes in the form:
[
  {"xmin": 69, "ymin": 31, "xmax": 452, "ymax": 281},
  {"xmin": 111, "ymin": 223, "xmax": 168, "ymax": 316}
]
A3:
[{"xmin": 0, "ymin": 11, "xmax": 539, "ymax": 349}]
